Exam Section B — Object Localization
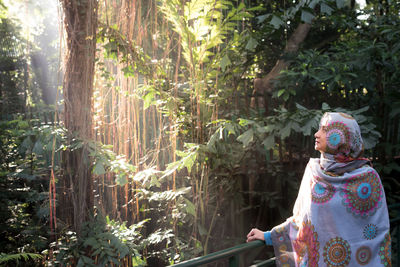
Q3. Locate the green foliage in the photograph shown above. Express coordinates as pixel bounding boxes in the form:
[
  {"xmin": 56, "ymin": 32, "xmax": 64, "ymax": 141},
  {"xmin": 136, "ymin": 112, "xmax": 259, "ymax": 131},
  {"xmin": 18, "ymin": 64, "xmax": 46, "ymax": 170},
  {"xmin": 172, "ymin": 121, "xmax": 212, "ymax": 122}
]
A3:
[
  {"xmin": 163, "ymin": 104, "xmax": 380, "ymax": 180},
  {"xmin": 0, "ymin": 117, "xmax": 53, "ymax": 259},
  {"xmin": 0, "ymin": 17, "xmax": 27, "ymax": 116},
  {"xmin": 1, "ymin": 0, "xmax": 400, "ymax": 265},
  {"xmin": 49, "ymin": 215, "xmax": 146, "ymax": 266},
  {"xmin": 0, "ymin": 252, "xmax": 42, "ymax": 265},
  {"xmin": 88, "ymin": 141, "xmax": 137, "ymax": 185},
  {"xmin": 97, "ymin": 24, "xmax": 152, "ymax": 77}
]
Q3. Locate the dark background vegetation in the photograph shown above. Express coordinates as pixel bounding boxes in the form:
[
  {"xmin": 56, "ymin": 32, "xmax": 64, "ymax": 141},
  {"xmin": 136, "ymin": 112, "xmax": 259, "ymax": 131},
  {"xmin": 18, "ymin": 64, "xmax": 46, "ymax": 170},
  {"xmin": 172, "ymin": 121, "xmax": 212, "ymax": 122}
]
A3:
[{"xmin": 0, "ymin": 0, "xmax": 399, "ymax": 266}]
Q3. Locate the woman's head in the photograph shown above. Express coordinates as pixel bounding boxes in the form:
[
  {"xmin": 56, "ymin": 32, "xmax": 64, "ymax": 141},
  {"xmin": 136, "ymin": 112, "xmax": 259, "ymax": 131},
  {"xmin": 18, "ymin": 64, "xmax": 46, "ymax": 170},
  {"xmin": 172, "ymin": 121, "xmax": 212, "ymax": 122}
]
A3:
[{"xmin": 314, "ymin": 112, "xmax": 364, "ymax": 160}]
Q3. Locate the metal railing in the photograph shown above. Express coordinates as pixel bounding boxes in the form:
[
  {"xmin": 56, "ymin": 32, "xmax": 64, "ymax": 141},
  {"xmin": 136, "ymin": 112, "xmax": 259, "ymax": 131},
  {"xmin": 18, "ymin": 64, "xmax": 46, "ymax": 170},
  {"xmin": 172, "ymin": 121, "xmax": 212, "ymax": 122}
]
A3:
[
  {"xmin": 171, "ymin": 240, "xmax": 274, "ymax": 267},
  {"xmin": 171, "ymin": 203, "xmax": 400, "ymax": 267}
]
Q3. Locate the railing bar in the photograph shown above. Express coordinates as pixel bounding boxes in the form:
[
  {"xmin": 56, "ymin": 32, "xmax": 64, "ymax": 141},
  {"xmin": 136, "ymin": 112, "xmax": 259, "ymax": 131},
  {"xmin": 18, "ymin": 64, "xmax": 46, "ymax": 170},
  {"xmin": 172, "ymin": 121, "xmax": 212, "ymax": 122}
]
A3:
[
  {"xmin": 249, "ymin": 257, "xmax": 276, "ymax": 267},
  {"xmin": 171, "ymin": 241, "xmax": 264, "ymax": 266}
]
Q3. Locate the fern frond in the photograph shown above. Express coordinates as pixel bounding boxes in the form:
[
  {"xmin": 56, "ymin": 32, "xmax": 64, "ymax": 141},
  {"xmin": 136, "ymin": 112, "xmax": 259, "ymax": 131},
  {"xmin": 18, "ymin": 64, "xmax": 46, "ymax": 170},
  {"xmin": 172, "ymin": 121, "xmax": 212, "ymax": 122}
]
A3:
[{"xmin": 0, "ymin": 252, "xmax": 43, "ymax": 264}]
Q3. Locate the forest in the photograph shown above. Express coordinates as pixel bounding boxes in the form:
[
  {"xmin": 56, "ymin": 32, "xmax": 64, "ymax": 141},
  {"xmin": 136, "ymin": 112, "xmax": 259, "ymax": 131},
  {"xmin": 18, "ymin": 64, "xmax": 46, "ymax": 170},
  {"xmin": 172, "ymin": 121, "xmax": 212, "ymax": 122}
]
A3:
[{"xmin": 0, "ymin": 0, "xmax": 399, "ymax": 266}]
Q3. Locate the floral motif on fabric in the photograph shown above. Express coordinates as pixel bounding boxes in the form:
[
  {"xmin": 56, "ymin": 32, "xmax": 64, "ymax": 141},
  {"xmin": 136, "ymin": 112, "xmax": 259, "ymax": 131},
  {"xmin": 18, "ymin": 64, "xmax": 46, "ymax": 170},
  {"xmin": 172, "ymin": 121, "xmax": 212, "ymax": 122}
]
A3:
[
  {"xmin": 363, "ymin": 224, "xmax": 378, "ymax": 240},
  {"xmin": 379, "ymin": 232, "xmax": 391, "ymax": 266},
  {"xmin": 294, "ymin": 220, "xmax": 319, "ymax": 267},
  {"xmin": 311, "ymin": 178, "xmax": 336, "ymax": 204},
  {"xmin": 356, "ymin": 246, "xmax": 372, "ymax": 265},
  {"xmin": 272, "ymin": 224, "xmax": 293, "ymax": 266},
  {"xmin": 324, "ymin": 121, "xmax": 351, "ymax": 155},
  {"xmin": 341, "ymin": 170, "xmax": 382, "ymax": 217},
  {"xmin": 323, "ymin": 237, "xmax": 351, "ymax": 267}
]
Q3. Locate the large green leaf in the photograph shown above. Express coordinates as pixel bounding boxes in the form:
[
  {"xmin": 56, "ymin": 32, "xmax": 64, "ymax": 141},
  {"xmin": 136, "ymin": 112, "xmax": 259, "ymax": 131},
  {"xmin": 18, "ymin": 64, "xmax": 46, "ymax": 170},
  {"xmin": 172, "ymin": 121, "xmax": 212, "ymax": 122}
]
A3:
[
  {"xmin": 336, "ymin": 0, "xmax": 345, "ymax": 8},
  {"xmin": 320, "ymin": 3, "xmax": 333, "ymax": 15},
  {"xmin": 301, "ymin": 10, "xmax": 314, "ymax": 24},
  {"xmin": 237, "ymin": 128, "xmax": 254, "ymax": 147},
  {"xmin": 270, "ymin": 15, "xmax": 284, "ymax": 29},
  {"xmin": 220, "ymin": 54, "xmax": 231, "ymax": 71},
  {"xmin": 245, "ymin": 37, "xmax": 258, "ymax": 52},
  {"xmin": 262, "ymin": 135, "xmax": 275, "ymax": 150},
  {"xmin": 93, "ymin": 161, "xmax": 106, "ymax": 175}
]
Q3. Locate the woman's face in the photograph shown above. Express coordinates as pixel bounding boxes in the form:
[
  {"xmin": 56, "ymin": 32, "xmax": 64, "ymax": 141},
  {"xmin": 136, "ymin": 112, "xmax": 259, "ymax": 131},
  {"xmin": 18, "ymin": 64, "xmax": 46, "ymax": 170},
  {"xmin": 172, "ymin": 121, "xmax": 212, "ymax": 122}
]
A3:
[{"xmin": 314, "ymin": 127, "xmax": 327, "ymax": 153}]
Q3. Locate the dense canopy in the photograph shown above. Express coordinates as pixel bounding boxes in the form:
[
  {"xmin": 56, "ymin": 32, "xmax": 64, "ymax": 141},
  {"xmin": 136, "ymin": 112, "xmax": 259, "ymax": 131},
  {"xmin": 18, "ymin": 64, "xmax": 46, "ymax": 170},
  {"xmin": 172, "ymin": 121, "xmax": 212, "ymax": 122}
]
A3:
[{"xmin": 0, "ymin": 0, "xmax": 399, "ymax": 266}]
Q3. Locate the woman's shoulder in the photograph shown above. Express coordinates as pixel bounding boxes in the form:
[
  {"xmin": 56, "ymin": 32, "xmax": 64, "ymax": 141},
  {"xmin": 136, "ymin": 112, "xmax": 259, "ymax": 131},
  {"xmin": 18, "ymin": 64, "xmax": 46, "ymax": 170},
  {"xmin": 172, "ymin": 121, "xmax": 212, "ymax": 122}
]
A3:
[
  {"xmin": 348, "ymin": 164, "xmax": 380, "ymax": 177},
  {"xmin": 307, "ymin": 158, "xmax": 320, "ymax": 165}
]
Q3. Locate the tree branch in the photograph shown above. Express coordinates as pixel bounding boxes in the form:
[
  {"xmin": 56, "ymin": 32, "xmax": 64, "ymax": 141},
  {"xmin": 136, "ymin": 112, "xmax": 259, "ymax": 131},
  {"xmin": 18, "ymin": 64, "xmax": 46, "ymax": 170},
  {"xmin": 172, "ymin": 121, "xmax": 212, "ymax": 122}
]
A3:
[{"xmin": 251, "ymin": 23, "xmax": 312, "ymax": 108}]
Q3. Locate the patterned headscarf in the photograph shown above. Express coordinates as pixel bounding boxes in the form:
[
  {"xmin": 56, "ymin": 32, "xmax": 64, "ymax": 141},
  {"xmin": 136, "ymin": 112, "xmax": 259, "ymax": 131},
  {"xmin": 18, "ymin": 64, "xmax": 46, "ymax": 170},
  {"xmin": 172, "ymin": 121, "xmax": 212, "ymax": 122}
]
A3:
[
  {"xmin": 270, "ymin": 112, "xmax": 391, "ymax": 267},
  {"xmin": 318, "ymin": 112, "xmax": 369, "ymax": 175}
]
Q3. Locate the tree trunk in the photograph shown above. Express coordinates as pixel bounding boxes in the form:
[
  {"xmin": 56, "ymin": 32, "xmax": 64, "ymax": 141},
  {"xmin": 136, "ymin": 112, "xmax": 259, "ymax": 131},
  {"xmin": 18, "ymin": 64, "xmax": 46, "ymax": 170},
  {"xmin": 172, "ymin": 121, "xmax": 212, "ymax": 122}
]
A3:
[
  {"xmin": 59, "ymin": 0, "xmax": 98, "ymax": 236},
  {"xmin": 251, "ymin": 23, "xmax": 312, "ymax": 109}
]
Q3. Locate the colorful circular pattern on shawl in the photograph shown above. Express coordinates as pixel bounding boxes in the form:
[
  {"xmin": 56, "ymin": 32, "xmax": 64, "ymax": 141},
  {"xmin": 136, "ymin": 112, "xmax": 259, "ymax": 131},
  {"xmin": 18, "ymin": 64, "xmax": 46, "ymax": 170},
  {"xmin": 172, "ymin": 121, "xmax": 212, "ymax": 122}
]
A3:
[
  {"xmin": 323, "ymin": 237, "xmax": 351, "ymax": 266},
  {"xmin": 356, "ymin": 246, "xmax": 372, "ymax": 265},
  {"xmin": 311, "ymin": 179, "xmax": 336, "ymax": 204},
  {"xmin": 280, "ymin": 254, "xmax": 289, "ymax": 262},
  {"xmin": 363, "ymin": 224, "xmax": 378, "ymax": 240},
  {"xmin": 341, "ymin": 170, "xmax": 382, "ymax": 217},
  {"xmin": 379, "ymin": 232, "xmax": 391, "ymax": 266},
  {"xmin": 294, "ymin": 221, "xmax": 319, "ymax": 267},
  {"xmin": 324, "ymin": 121, "xmax": 351, "ymax": 155}
]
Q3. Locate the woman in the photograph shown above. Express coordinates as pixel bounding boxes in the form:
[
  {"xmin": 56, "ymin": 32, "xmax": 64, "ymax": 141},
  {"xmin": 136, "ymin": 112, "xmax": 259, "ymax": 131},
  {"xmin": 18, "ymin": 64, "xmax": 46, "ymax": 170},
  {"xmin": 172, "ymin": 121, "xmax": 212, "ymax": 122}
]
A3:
[{"xmin": 246, "ymin": 112, "xmax": 391, "ymax": 266}]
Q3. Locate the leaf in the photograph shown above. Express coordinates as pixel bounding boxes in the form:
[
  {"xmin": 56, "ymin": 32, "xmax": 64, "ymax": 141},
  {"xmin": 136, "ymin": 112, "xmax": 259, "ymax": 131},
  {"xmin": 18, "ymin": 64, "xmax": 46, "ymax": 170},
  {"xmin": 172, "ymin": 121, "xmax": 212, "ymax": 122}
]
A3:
[
  {"xmin": 363, "ymin": 136, "xmax": 377, "ymax": 150},
  {"xmin": 182, "ymin": 150, "xmax": 197, "ymax": 174},
  {"xmin": 320, "ymin": 3, "xmax": 333, "ymax": 15},
  {"xmin": 352, "ymin": 106, "xmax": 369, "ymax": 115},
  {"xmin": 184, "ymin": 198, "xmax": 196, "ymax": 217},
  {"xmin": 301, "ymin": 10, "xmax": 315, "ymax": 24},
  {"xmin": 143, "ymin": 91, "xmax": 156, "ymax": 110},
  {"xmin": 237, "ymin": 129, "xmax": 254, "ymax": 147},
  {"xmin": 238, "ymin": 118, "xmax": 254, "ymax": 126},
  {"xmin": 150, "ymin": 176, "xmax": 161, "ymax": 188},
  {"xmin": 198, "ymin": 224, "xmax": 208, "ymax": 237},
  {"xmin": 245, "ymin": 37, "xmax": 258, "ymax": 52},
  {"xmin": 336, "ymin": 0, "xmax": 345, "ymax": 8},
  {"xmin": 256, "ymin": 14, "xmax": 269, "ymax": 24},
  {"xmin": 301, "ymin": 118, "xmax": 319, "ymax": 136},
  {"xmin": 32, "ymin": 140, "xmax": 44, "ymax": 155},
  {"xmin": 83, "ymin": 237, "xmax": 98, "ymax": 247},
  {"xmin": 262, "ymin": 125, "xmax": 275, "ymax": 133},
  {"xmin": 321, "ymin": 102, "xmax": 330, "ymax": 110},
  {"xmin": 0, "ymin": 253, "xmax": 43, "ymax": 264},
  {"xmin": 262, "ymin": 135, "xmax": 275, "ymax": 150},
  {"xmin": 295, "ymin": 103, "xmax": 308, "ymax": 110},
  {"xmin": 116, "ymin": 174, "xmax": 128, "ymax": 186},
  {"xmin": 220, "ymin": 54, "xmax": 231, "ymax": 71},
  {"xmin": 20, "ymin": 136, "xmax": 33, "ymax": 151},
  {"xmin": 280, "ymin": 123, "xmax": 292, "ymax": 139},
  {"xmin": 270, "ymin": 15, "xmax": 284, "ymax": 29},
  {"xmin": 93, "ymin": 161, "xmax": 106, "ymax": 175},
  {"xmin": 277, "ymin": 89, "xmax": 285, "ymax": 97},
  {"xmin": 224, "ymin": 123, "xmax": 236, "ymax": 136}
]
